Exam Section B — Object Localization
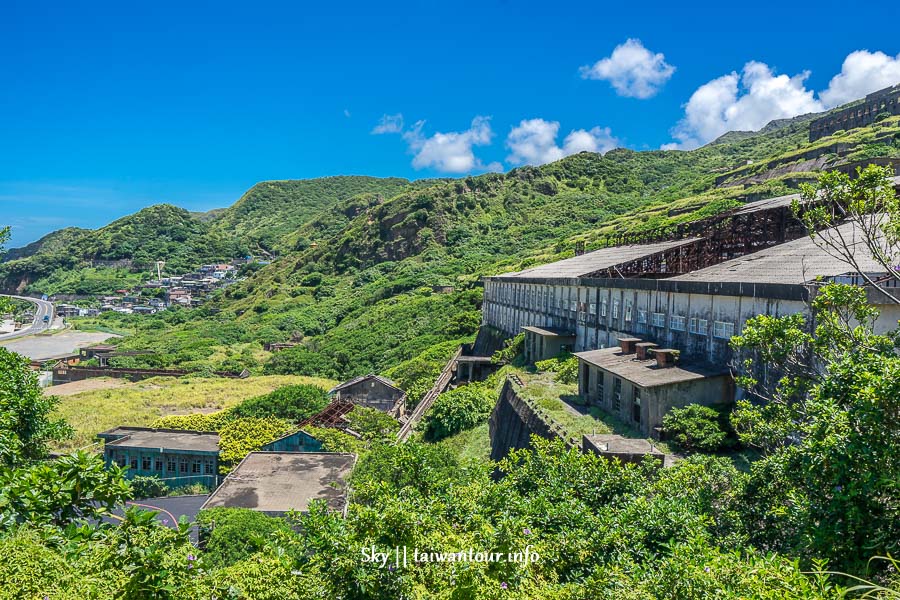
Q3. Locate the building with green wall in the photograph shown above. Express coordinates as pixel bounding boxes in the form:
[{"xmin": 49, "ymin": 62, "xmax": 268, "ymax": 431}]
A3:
[{"xmin": 98, "ymin": 427, "xmax": 220, "ymax": 489}]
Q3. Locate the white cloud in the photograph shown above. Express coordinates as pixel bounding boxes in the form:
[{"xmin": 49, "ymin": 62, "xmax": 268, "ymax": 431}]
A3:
[
  {"xmin": 402, "ymin": 116, "xmax": 497, "ymax": 173},
  {"xmin": 666, "ymin": 61, "xmax": 822, "ymax": 149},
  {"xmin": 580, "ymin": 39, "xmax": 675, "ymax": 99},
  {"xmin": 506, "ymin": 118, "xmax": 619, "ymax": 166},
  {"xmin": 820, "ymin": 50, "xmax": 900, "ymax": 108},
  {"xmin": 371, "ymin": 113, "xmax": 404, "ymax": 134}
]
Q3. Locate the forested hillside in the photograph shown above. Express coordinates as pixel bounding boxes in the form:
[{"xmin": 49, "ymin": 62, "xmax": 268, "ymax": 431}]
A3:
[
  {"xmin": 207, "ymin": 176, "xmax": 417, "ymax": 253},
  {"xmin": 4, "ymin": 109, "xmax": 900, "ymax": 380}
]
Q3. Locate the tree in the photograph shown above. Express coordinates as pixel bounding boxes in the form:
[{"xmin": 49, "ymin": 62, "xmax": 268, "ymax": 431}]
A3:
[
  {"xmin": 345, "ymin": 406, "xmax": 399, "ymax": 441},
  {"xmin": 662, "ymin": 404, "xmax": 731, "ymax": 452},
  {"xmin": 0, "ymin": 347, "xmax": 71, "ymax": 466},
  {"xmin": 796, "ymin": 165, "xmax": 900, "ymax": 303},
  {"xmin": 731, "ymin": 284, "xmax": 900, "ymax": 571},
  {"xmin": 0, "ymin": 451, "xmax": 131, "ymax": 527},
  {"xmin": 231, "ymin": 383, "xmax": 329, "ymax": 422},
  {"xmin": 423, "ymin": 384, "xmax": 495, "ymax": 441}
]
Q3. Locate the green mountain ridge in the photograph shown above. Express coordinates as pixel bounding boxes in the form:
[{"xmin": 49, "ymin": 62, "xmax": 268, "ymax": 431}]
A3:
[{"xmin": 2, "ymin": 94, "xmax": 899, "ymax": 378}]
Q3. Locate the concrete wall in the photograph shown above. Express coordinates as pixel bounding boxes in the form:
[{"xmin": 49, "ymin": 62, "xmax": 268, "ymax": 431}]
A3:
[
  {"xmin": 809, "ymin": 85, "xmax": 900, "ymax": 141},
  {"xmin": 482, "ymin": 278, "xmax": 815, "ymax": 366},
  {"xmin": 484, "ymin": 278, "xmax": 900, "ymax": 366},
  {"xmin": 523, "ymin": 329, "xmax": 574, "ymax": 363},
  {"xmin": 104, "ymin": 446, "xmax": 218, "ymax": 488},
  {"xmin": 488, "ymin": 380, "xmax": 572, "ymax": 462},
  {"xmin": 577, "ymin": 359, "xmax": 732, "ymax": 436}
]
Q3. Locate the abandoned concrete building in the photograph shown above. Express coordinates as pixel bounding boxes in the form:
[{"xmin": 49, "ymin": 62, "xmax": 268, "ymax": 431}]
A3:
[
  {"xmin": 200, "ymin": 452, "xmax": 356, "ymax": 517},
  {"xmin": 482, "ymin": 183, "xmax": 900, "ymax": 429},
  {"xmin": 329, "ymin": 374, "xmax": 406, "ymax": 418},
  {"xmin": 523, "ymin": 325, "xmax": 576, "ymax": 363},
  {"xmin": 809, "ymin": 83, "xmax": 900, "ymax": 142},
  {"xmin": 97, "ymin": 426, "xmax": 325, "ymax": 488},
  {"xmin": 575, "ymin": 338, "xmax": 733, "ymax": 436}
]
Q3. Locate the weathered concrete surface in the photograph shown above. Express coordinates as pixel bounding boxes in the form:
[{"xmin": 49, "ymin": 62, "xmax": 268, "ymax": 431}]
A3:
[
  {"xmin": 582, "ymin": 434, "xmax": 664, "ymax": 465},
  {"xmin": 0, "ymin": 330, "xmax": 120, "ymax": 360}
]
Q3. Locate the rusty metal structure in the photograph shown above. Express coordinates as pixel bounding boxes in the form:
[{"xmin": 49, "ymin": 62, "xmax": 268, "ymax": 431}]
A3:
[
  {"xmin": 300, "ymin": 399, "xmax": 355, "ymax": 429},
  {"xmin": 587, "ymin": 198, "xmax": 813, "ymax": 278}
]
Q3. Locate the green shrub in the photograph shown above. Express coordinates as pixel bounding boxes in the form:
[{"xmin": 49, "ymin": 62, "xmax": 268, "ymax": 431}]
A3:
[
  {"xmin": 346, "ymin": 406, "xmax": 399, "ymax": 441},
  {"xmin": 217, "ymin": 417, "xmax": 295, "ymax": 473},
  {"xmin": 231, "ymin": 383, "xmax": 329, "ymax": 423},
  {"xmin": 130, "ymin": 475, "xmax": 168, "ymax": 499},
  {"xmin": 151, "ymin": 410, "xmax": 234, "ymax": 431},
  {"xmin": 423, "ymin": 385, "xmax": 495, "ymax": 441},
  {"xmin": 303, "ymin": 426, "xmax": 366, "ymax": 454},
  {"xmin": 534, "ymin": 352, "xmax": 578, "ymax": 384},
  {"xmin": 197, "ymin": 507, "xmax": 296, "ymax": 569},
  {"xmin": 263, "ymin": 346, "xmax": 340, "ymax": 379},
  {"xmin": 492, "ymin": 333, "xmax": 524, "ymax": 364},
  {"xmin": 662, "ymin": 404, "xmax": 731, "ymax": 452}
]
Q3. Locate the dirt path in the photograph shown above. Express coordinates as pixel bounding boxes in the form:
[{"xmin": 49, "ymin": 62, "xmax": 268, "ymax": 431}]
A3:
[{"xmin": 44, "ymin": 378, "xmax": 129, "ymax": 396}]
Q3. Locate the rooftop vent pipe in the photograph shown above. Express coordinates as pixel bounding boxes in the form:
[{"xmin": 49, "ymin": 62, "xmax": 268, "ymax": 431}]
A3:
[{"xmin": 653, "ymin": 349, "xmax": 677, "ymax": 368}]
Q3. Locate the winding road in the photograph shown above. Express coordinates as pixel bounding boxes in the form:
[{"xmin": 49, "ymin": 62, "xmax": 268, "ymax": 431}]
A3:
[{"xmin": 0, "ymin": 294, "xmax": 55, "ymax": 341}]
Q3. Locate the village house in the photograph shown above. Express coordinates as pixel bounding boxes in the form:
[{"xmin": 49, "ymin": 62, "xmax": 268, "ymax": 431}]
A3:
[{"xmin": 329, "ymin": 374, "xmax": 407, "ymax": 418}]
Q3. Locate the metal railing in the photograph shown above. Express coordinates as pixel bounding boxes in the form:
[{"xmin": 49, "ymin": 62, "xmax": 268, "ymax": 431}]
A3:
[{"xmin": 397, "ymin": 347, "xmax": 462, "ymax": 441}]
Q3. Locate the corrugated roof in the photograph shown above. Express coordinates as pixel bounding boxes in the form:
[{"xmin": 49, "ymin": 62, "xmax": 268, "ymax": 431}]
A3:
[
  {"xmin": 329, "ymin": 374, "xmax": 403, "ymax": 395},
  {"xmin": 495, "ymin": 238, "xmax": 701, "ymax": 279},
  {"xmin": 575, "ymin": 347, "xmax": 728, "ymax": 387},
  {"xmin": 670, "ymin": 221, "xmax": 886, "ymax": 285}
]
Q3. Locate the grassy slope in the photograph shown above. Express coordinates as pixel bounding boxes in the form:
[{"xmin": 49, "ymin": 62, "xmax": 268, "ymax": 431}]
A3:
[
  {"xmin": 51, "ymin": 374, "xmax": 336, "ymax": 452},
  {"xmin": 208, "ymin": 176, "xmax": 415, "ymax": 253}
]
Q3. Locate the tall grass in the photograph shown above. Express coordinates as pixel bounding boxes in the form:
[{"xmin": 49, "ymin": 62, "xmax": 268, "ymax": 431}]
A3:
[{"xmin": 51, "ymin": 374, "xmax": 336, "ymax": 452}]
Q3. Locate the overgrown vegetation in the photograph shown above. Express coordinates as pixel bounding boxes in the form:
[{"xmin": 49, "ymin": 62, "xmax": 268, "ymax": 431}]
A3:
[{"xmin": 662, "ymin": 404, "xmax": 732, "ymax": 452}]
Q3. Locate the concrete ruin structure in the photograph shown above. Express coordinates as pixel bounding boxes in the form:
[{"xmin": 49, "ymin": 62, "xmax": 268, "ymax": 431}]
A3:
[
  {"xmin": 200, "ymin": 452, "xmax": 356, "ymax": 517},
  {"xmin": 481, "ymin": 183, "xmax": 900, "ymax": 433},
  {"xmin": 329, "ymin": 374, "xmax": 407, "ymax": 418},
  {"xmin": 809, "ymin": 83, "xmax": 900, "ymax": 142},
  {"xmin": 575, "ymin": 338, "xmax": 732, "ymax": 436}
]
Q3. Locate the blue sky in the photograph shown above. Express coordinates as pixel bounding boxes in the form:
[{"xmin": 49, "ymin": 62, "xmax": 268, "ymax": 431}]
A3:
[{"xmin": 2, "ymin": 0, "xmax": 899, "ymax": 247}]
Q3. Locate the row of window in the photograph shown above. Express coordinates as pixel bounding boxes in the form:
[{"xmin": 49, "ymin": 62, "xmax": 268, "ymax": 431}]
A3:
[
  {"xmin": 490, "ymin": 292, "xmax": 738, "ymax": 340},
  {"xmin": 641, "ymin": 311, "xmax": 734, "ymax": 338},
  {"xmin": 113, "ymin": 453, "xmax": 215, "ymax": 475}
]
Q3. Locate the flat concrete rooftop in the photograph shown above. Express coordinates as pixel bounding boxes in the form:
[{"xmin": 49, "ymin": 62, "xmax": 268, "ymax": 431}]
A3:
[
  {"xmin": 522, "ymin": 325, "xmax": 576, "ymax": 338},
  {"xmin": 101, "ymin": 427, "xmax": 219, "ymax": 453},
  {"xmin": 583, "ymin": 434, "xmax": 662, "ymax": 455},
  {"xmin": 575, "ymin": 347, "xmax": 728, "ymax": 387},
  {"xmin": 201, "ymin": 452, "xmax": 356, "ymax": 515}
]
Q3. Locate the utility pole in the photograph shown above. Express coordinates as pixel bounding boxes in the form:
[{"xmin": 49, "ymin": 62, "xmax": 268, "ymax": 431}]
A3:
[{"xmin": 156, "ymin": 261, "xmax": 165, "ymax": 281}]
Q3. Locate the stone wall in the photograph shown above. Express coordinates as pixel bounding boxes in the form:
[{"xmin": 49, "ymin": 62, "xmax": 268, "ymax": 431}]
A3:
[
  {"xmin": 488, "ymin": 379, "xmax": 573, "ymax": 462},
  {"xmin": 809, "ymin": 84, "xmax": 900, "ymax": 142}
]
